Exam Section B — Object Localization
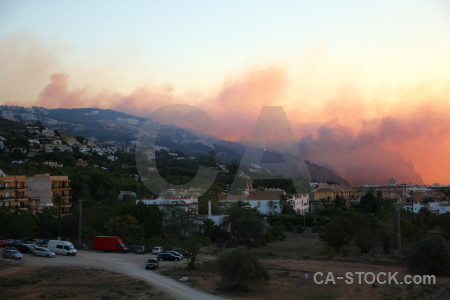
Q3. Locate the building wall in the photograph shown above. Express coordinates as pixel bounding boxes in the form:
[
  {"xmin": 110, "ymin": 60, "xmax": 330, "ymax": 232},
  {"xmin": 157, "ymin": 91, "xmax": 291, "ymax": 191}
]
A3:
[
  {"xmin": 293, "ymin": 194, "xmax": 309, "ymax": 215},
  {"xmin": 138, "ymin": 197, "xmax": 199, "ymax": 216},
  {"xmin": 439, "ymin": 205, "xmax": 450, "ymax": 215},
  {"xmin": 27, "ymin": 174, "xmax": 53, "ymax": 207},
  {"xmin": 0, "ymin": 175, "xmax": 28, "ymax": 209}
]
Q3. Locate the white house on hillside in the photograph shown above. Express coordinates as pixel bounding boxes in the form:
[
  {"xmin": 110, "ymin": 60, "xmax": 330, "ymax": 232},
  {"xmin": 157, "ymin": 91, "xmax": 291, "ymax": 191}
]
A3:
[
  {"xmin": 137, "ymin": 196, "xmax": 199, "ymax": 216},
  {"xmin": 220, "ymin": 190, "xmax": 309, "ymax": 216}
]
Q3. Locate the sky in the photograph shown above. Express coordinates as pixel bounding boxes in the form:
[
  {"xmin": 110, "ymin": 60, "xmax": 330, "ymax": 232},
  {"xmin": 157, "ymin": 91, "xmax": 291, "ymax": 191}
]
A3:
[{"xmin": 1, "ymin": 1, "xmax": 450, "ymax": 184}]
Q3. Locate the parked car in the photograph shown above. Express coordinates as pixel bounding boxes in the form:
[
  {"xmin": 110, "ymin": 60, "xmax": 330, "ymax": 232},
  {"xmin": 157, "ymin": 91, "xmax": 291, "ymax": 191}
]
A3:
[
  {"xmin": 156, "ymin": 252, "xmax": 182, "ymax": 261},
  {"xmin": 171, "ymin": 248, "xmax": 192, "ymax": 258},
  {"xmin": 3, "ymin": 246, "xmax": 21, "ymax": 253},
  {"xmin": 145, "ymin": 258, "xmax": 159, "ymax": 270},
  {"xmin": 93, "ymin": 236, "xmax": 129, "ymax": 253},
  {"xmin": 0, "ymin": 239, "xmax": 14, "ymax": 247},
  {"xmin": 3, "ymin": 248, "xmax": 23, "ymax": 260},
  {"xmin": 166, "ymin": 250, "xmax": 183, "ymax": 258},
  {"xmin": 152, "ymin": 246, "xmax": 163, "ymax": 255},
  {"xmin": 15, "ymin": 244, "xmax": 36, "ymax": 254},
  {"xmin": 32, "ymin": 247, "xmax": 55, "ymax": 258},
  {"xmin": 47, "ymin": 240, "xmax": 77, "ymax": 256},
  {"xmin": 20, "ymin": 237, "xmax": 34, "ymax": 244},
  {"xmin": 37, "ymin": 239, "xmax": 49, "ymax": 247},
  {"xmin": 135, "ymin": 245, "xmax": 146, "ymax": 254}
]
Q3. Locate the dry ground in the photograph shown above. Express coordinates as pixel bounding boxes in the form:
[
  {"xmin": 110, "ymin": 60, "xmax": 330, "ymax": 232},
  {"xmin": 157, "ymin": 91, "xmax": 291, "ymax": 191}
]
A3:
[
  {"xmin": 2, "ymin": 232, "xmax": 450, "ymax": 300},
  {"xmin": 163, "ymin": 231, "xmax": 450, "ymax": 300},
  {"xmin": 0, "ymin": 261, "xmax": 173, "ymax": 300}
]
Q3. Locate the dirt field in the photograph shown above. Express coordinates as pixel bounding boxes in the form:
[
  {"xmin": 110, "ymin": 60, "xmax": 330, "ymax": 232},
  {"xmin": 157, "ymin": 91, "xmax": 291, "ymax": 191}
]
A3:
[
  {"xmin": 2, "ymin": 232, "xmax": 450, "ymax": 300},
  {"xmin": 164, "ymin": 232, "xmax": 450, "ymax": 300},
  {"xmin": 0, "ymin": 250, "xmax": 224, "ymax": 300},
  {"xmin": 0, "ymin": 261, "xmax": 172, "ymax": 300}
]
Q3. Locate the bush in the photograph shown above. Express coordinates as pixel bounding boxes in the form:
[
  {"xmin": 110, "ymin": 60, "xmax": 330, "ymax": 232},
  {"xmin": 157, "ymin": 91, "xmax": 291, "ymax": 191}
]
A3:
[
  {"xmin": 272, "ymin": 220, "xmax": 285, "ymax": 231},
  {"xmin": 231, "ymin": 218, "xmax": 266, "ymax": 246},
  {"xmin": 264, "ymin": 227, "xmax": 285, "ymax": 243},
  {"xmin": 284, "ymin": 222, "xmax": 294, "ymax": 232},
  {"xmin": 320, "ymin": 221, "xmax": 350, "ymax": 249},
  {"xmin": 218, "ymin": 248, "xmax": 270, "ymax": 291},
  {"xmin": 295, "ymin": 224, "xmax": 304, "ymax": 234},
  {"xmin": 406, "ymin": 236, "xmax": 450, "ymax": 276}
]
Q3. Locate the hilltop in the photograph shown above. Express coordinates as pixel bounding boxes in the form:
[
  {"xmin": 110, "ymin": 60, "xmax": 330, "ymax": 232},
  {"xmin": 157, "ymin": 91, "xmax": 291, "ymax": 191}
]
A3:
[{"xmin": 0, "ymin": 105, "xmax": 349, "ymax": 185}]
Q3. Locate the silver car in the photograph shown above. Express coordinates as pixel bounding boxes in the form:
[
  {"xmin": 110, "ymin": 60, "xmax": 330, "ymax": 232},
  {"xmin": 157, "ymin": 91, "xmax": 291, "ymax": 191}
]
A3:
[
  {"xmin": 32, "ymin": 247, "xmax": 55, "ymax": 258},
  {"xmin": 3, "ymin": 248, "xmax": 23, "ymax": 260}
]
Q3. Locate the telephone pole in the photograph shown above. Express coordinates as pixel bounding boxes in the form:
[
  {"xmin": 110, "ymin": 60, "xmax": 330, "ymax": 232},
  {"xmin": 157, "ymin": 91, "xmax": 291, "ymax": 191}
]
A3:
[{"xmin": 397, "ymin": 203, "xmax": 402, "ymax": 257}]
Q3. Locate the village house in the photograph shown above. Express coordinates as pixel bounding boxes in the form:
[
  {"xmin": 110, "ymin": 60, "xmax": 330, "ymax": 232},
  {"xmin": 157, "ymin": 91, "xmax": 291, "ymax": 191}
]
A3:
[
  {"xmin": 75, "ymin": 159, "xmax": 88, "ymax": 167},
  {"xmin": 137, "ymin": 196, "xmax": 199, "ymax": 216},
  {"xmin": 220, "ymin": 188, "xmax": 309, "ymax": 216},
  {"xmin": 43, "ymin": 161, "xmax": 64, "ymax": 168}
]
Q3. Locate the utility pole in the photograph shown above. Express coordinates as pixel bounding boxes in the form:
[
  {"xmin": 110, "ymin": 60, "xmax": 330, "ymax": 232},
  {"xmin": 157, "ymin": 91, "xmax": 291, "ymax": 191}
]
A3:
[
  {"xmin": 78, "ymin": 200, "xmax": 83, "ymax": 249},
  {"xmin": 397, "ymin": 203, "xmax": 402, "ymax": 257}
]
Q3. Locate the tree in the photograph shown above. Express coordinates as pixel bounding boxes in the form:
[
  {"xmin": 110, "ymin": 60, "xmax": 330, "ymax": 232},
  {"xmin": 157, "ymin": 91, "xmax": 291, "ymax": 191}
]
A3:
[
  {"xmin": 117, "ymin": 201, "xmax": 163, "ymax": 237},
  {"xmin": 218, "ymin": 248, "xmax": 269, "ymax": 291},
  {"xmin": 320, "ymin": 220, "xmax": 350, "ymax": 249},
  {"xmin": 279, "ymin": 194, "xmax": 296, "ymax": 215},
  {"xmin": 36, "ymin": 208, "xmax": 64, "ymax": 238},
  {"xmin": 359, "ymin": 192, "xmax": 382, "ymax": 214},
  {"xmin": 231, "ymin": 218, "xmax": 266, "ymax": 246},
  {"xmin": 225, "ymin": 201, "xmax": 261, "ymax": 224},
  {"xmin": 184, "ymin": 234, "xmax": 201, "ymax": 270},
  {"xmin": 202, "ymin": 218, "xmax": 216, "ymax": 241},
  {"xmin": 334, "ymin": 195, "xmax": 345, "ymax": 208},
  {"xmin": 198, "ymin": 184, "xmax": 223, "ymax": 215},
  {"xmin": 104, "ymin": 214, "xmax": 144, "ymax": 245},
  {"xmin": 406, "ymin": 236, "xmax": 450, "ymax": 276},
  {"xmin": 0, "ymin": 209, "xmax": 37, "ymax": 238},
  {"xmin": 53, "ymin": 194, "xmax": 63, "ymax": 218},
  {"xmin": 162, "ymin": 205, "xmax": 196, "ymax": 237},
  {"xmin": 353, "ymin": 218, "xmax": 377, "ymax": 253}
]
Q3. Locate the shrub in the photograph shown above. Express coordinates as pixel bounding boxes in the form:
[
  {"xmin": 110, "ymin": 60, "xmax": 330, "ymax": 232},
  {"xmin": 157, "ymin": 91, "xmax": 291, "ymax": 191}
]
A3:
[
  {"xmin": 295, "ymin": 224, "xmax": 304, "ymax": 234},
  {"xmin": 231, "ymin": 218, "xmax": 266, "ymax": 246},
  {"xmin": 218, "ymin": 248, "xmax": 270, "ymax": 291},
  {"xmin": 406, "ymin": 236, "xmax": 450, "ymax": 276},
  {"xmin": 320, "ymin": 221, "xmax": 350, "ymax": 249},
  {"xmin": 284, "ymin": 222, "xmax": 294, "ymax": 232}
]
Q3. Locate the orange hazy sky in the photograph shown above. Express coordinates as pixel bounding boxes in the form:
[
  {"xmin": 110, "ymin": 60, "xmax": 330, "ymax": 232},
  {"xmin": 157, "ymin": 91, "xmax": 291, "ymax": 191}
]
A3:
[{"xmin": 1, "ymin": 1, "xmax": 450, "ymax": 184}]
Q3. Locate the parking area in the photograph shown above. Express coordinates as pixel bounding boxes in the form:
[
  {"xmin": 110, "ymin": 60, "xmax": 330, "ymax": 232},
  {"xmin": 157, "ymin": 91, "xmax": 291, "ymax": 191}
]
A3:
[{"xmin": 0, "ymin": 248, "xmax": 223, "ymax": 300}]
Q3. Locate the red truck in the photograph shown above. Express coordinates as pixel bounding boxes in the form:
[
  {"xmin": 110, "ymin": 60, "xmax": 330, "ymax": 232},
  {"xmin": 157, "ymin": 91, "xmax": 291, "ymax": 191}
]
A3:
[{"xmin": 93, "ymin": 236, "xmax": 129, "ymax": 253}]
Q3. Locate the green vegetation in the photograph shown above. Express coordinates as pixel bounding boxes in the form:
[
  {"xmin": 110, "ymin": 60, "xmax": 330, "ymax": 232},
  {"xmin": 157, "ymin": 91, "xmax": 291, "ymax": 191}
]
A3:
[
  {"xmin": 218, "ymin": 247, "xmax": 269, "ymax": 291},
  {"xmin": 406, "ymin": 236, "xmax": 450, "ymax": 275}
]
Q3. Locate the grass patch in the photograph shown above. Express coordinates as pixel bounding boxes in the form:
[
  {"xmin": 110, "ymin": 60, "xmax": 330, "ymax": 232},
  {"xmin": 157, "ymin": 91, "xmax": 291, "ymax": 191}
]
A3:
[
  {"xmin": 0, "ymin": 276, "xmax": 39, "ymax": 288},
  {"xmin": 305, "ymin": 296, "xmax": 335, "ymax": 300}
]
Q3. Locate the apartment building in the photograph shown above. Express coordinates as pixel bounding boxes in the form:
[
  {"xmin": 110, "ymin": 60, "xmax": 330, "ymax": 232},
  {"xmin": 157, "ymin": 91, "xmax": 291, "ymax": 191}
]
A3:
[
  {"xmin": 0, "ymin": 175, "xmax": 36, "ymax": 211},
  {"xmin": 0, "ymin": 171, "xmax": 71, "ymax": 215}
]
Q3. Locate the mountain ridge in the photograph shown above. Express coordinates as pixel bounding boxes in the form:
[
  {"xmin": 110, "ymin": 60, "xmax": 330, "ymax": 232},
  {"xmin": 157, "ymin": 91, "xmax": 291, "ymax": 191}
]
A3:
[{"xmin": 0, "ymin": 105, "xmax": 353, "ymax": 185}]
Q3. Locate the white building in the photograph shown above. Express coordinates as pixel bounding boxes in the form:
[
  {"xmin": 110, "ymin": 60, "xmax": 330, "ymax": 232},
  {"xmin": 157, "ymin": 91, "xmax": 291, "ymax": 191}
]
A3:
[
  {"xmin": 138, "ymin": 196, "xmax": 199, "ymax": 216},
  {"xmin": 428, "ymin": 201, "xmax": 450, "ymax": 214},
  {"xmin": 439, "ymin": 203, "xmax": 450, "ymax": 215},
  {"xmin": 293, "ymin": 194, "xmax": 309, "ymax": 215},
  {"xmin": 118, "ymin": 191, "xmax": 137, "ymax": 200},
  {"xmin": 220, "ymin": 190, "xmax": 309, "ymax": 216},
  {"xmin": 402, "ymin": 202, "xmax": 425, "ymax": 213}
]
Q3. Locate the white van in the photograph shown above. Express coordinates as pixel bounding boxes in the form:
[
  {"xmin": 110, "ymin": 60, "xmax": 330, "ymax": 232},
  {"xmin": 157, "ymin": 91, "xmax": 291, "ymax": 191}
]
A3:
[
  {"xmin": 47, "ymin": 240, "xmax": 77, "ymax": 256},
  {"xmin": 152, "ymin": 246, "xmax": 163, "ymax": 255}
]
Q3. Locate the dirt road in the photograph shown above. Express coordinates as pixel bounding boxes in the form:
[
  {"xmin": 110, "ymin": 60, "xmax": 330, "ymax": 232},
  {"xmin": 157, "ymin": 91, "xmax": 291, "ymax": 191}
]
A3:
[{"xmin": 19, "ymin": 250, "xmax": 226, "ymax": 300}]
